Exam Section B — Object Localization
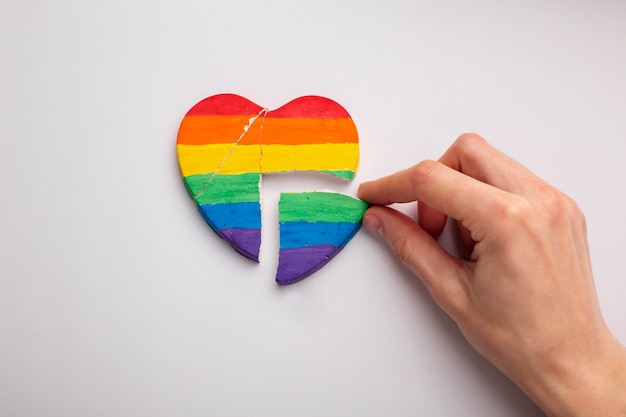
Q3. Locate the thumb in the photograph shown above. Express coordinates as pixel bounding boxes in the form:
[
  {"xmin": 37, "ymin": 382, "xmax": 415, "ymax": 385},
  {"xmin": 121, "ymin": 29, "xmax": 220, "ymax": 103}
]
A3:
[{"xmin": 363, "ymin": 205, "xmax": 468, "ymax": 316}]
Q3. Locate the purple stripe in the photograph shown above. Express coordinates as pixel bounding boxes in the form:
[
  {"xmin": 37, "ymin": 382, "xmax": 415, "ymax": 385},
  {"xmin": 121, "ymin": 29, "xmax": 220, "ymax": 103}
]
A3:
[
  {"xmin": 217, "ymin": 228, "xmax": 261, "ymax": 262},
  {"xmin": 276, "ymin": 244, "xmax": 344, "ymax": 285}
]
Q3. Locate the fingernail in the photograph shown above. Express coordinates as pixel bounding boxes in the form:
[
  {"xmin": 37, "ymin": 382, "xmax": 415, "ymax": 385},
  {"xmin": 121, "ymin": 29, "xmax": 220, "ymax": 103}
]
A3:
[
  {"xmin": 362, "ymin": 213, "xmax": 383, "ymax": 236},
  {"xmin": 357, "ymin": 182, "xmax": 368, "ymax": 199}
]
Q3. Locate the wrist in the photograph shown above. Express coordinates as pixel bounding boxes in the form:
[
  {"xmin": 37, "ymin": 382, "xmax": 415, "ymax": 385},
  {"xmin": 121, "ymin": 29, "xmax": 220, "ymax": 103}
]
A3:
[{"xmin": 520, "ymin": 331, "xmax": 626, "ymax": 417}]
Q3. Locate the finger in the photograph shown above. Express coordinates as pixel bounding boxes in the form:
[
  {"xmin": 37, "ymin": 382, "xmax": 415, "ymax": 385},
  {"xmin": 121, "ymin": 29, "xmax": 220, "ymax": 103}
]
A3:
[
  {"xmin": 362, "ymin": 205, "xmax": 469, "ymax": 317},
  {"xmin": 456, "ymin": 220, "xmax": 476, "ymax": 259},
  {"xmin": 416, "ymin": 202, "xmax": 476, "ymax": 258},
  {"xmin": 412, "ymin": 134, "xmax": 521, "ymax": 240},
  {"xmin": 439, "ymin": 133, "xmax": 537, "ymax": 196},
  {"xmin": 418, "ymin": 200, "xmax": 446, "ymax": 237},
  {"xmin": 359, "ymin": 160, "xmax": 513, "ymax": 242},
  {"xmin": 418, "ymin": 134, "xmax": 531, "ymax": 246}
]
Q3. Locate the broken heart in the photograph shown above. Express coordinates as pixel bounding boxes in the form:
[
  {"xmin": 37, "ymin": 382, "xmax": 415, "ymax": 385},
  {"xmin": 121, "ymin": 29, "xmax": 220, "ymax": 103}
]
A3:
[{"xmin": 176, "ymin": 94, "xmax": 366, "ymax": 284}]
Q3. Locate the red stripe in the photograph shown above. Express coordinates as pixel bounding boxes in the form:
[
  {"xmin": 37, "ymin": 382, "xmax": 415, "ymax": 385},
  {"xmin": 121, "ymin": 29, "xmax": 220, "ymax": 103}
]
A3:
[
  {"xmin": 268, "ymin": 96, "xmax": 351, "ymax": 118},
  {"xmin": 185, "ymin": 94, "xmax": 352, "ymax": 119},
  {"xmin": 185, "ymin": 94, "xmax": 262, "ymax": 116}
]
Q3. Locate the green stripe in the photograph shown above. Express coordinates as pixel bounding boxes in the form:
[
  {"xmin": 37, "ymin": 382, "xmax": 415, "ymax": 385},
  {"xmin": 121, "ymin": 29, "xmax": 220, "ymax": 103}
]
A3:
[
  {"xmin": 183, "ymin": 173, "xmax": 260, "ymax": 205},
  {"xmin": 266, "ymin": 170, "xmax": 355, "ymax": 180},
  {"xmin": 321, "ymin": 170, "xmax": 356, "ymax": 180},
  {"xmin": 279, "ymin": 192, "xmax": 369, "ymax": 223}
]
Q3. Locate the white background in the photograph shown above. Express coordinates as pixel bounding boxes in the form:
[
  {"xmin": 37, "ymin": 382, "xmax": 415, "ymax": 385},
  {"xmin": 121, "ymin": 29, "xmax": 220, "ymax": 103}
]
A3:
[{"xmin": 1, "ymin": 0, "xmax": 625, "ymax": 416}]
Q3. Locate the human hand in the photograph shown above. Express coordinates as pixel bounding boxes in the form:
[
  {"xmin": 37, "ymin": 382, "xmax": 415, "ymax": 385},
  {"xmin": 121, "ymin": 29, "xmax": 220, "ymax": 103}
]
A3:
[{"xmin": 358, "ymin": 134, "xmax": 626, "ymax": 417}]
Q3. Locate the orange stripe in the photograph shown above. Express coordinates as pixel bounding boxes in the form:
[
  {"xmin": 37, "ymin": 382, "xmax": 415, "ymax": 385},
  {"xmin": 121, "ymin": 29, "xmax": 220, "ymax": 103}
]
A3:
[{"xmin": 177, "ymin": 116, "xmax": 358, "ymax": 146}]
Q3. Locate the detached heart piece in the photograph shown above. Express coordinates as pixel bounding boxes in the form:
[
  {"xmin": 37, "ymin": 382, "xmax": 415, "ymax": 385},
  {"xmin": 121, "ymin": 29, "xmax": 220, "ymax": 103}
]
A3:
[{"xmin": 176, "ymin": 94, "xmax": 366, "ymax": 284}]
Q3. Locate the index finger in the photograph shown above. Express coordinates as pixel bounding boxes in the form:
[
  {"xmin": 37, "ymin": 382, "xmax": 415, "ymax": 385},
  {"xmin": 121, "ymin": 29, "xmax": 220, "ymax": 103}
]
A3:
[
  {"xmin": 358, "ymin": 159, "xmax": 515, "ymax": 240},
  {"xmin": 439, "ymin": 134, "xmax": 539, "ymax": 196}
]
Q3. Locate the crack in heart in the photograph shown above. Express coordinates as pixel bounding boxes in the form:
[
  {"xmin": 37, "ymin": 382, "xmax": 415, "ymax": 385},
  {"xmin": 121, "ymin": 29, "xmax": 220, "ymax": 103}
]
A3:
[
  {"xmin": 177, "ymin": 94, "xmax": 365, "ymax": 285},
  {"xmin": 192, "ymin": 107, "xmax": 269, "ymax": 201}
]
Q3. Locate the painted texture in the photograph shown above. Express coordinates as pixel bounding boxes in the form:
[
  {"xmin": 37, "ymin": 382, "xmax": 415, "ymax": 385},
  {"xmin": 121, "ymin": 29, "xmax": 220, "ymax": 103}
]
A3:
[
  {"xmin": 277, "ymin": 192, "xmax": 369, "ymax": 285},
  {"xmin": 176, "ymin": 94, "xmax": 365, "ymax": 283}
]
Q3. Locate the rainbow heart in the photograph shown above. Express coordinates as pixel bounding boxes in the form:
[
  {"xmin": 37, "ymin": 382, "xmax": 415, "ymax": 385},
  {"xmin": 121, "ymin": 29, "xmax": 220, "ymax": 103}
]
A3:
[{"xmin": 176, "ymin": 94, "xmax": 367, "ymax": 284}]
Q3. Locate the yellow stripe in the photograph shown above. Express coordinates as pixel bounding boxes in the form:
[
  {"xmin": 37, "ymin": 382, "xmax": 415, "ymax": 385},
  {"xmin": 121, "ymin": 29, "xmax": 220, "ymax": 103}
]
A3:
[
  {"xmin": 177, "ymin": 143, "xmax": 261, "ymax": 176},
  {"xmin": 177, "ymin": 143, "xmax": 359, "ymax": 176},
  {"xmin": 260, "ymin": 144, "xmax": 359, "ymax": 173}
]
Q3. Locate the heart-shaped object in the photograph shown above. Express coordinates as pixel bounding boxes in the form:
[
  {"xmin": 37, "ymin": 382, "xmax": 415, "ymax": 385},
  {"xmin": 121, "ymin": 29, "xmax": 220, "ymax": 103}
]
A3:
[
  {"xmin": 277, "ymin": 191, "xmax": 368, "ymax": 285},
  {"xmin": 176, "ymin": 94, "xmax": 366, "ymax": 284}
]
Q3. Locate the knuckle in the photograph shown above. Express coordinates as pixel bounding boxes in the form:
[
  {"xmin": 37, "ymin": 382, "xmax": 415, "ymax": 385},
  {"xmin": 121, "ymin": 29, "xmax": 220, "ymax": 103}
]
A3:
[
  {"xmin": 454, "ymin": 133, "xmax": 487, "ymax": 152},
  {"xmin": 493, "ymin": 195, "xmax": 532, "ymax": 225},
  {"xmin": 562, "ymin": 195, "xmax": 587, "ymax": 231},
  {"xmin": 449, "ymin": 133, "xmax": 490, "ymax": 166},
  {"xmin": 564, "ymin": 195, "xmax": 584, "ymax": 222},
  {"xmin": 491, "ymin": 184, "xmax": 588, "ymax": 237},
  {"xmin": 536, "ymin": 184, "xmax": 585, "ymax": 227},
  {"xmin": 409, "ymin": 160, "xmax": 440, "ymax": 188}
]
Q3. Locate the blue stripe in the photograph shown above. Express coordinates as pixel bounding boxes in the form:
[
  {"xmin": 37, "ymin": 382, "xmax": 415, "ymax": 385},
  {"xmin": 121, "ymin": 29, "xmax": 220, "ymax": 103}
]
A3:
[
  {"xmin": 199, "ymin": 202, "xmax": 261, "ymax": 230},
  {"xmin": 279, "ymin": 221, "xmax": 361, "ymax": 249}
]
